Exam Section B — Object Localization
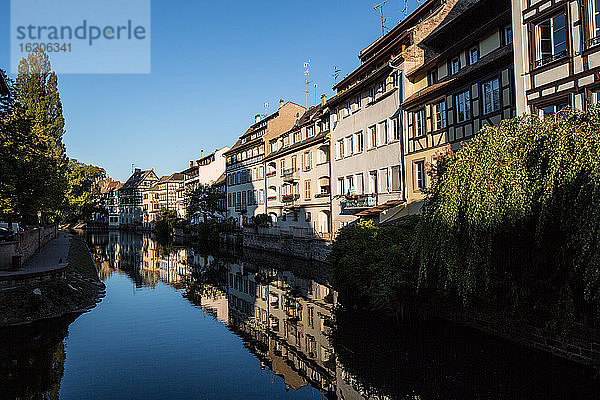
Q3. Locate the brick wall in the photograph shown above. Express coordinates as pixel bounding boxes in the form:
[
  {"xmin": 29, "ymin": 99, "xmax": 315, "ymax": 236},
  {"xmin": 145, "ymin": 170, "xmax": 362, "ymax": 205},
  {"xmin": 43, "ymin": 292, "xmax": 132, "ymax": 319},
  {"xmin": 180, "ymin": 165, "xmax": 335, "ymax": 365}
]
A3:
[{"xmin": 242, "ymin": 231, "xmax": 331, "ymax": 262}]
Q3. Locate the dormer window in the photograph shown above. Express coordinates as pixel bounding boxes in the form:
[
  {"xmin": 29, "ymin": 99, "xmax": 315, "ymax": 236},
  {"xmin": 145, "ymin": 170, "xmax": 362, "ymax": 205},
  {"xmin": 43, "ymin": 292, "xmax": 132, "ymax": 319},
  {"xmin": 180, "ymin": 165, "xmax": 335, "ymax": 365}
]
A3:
[
  {"xmin": 469, "ymin": 47, "xmax": 478, "ymax": 65},
  {"xmin": 427, "ymin": 69, "xmax": 438, "ymax": 85},
  {"xmin": 450, "ymin": 57, "xmax": 460, "ymax": 74}
]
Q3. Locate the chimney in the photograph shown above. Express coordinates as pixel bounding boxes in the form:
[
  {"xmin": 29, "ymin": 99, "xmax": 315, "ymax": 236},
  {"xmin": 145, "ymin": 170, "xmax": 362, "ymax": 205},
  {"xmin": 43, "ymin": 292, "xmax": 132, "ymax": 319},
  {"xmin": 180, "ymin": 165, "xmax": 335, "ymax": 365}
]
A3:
[
  {"xmin": 189, "ymin": 161, "xmax": 194, "ymax": 168},
  {"xmin": 201, "ymin": 149, "xmax": 204, "ymax": 158},
  {"xmin": 134, "ymin": 168, "xmax": 141, "ymax": 173},
  {"xmin": 320, "ymin": 94, "xmax": 327, "ymax": 106},
  {"xmin": 255, "ymin": 114, "xmax": 261, "ymax": 123},
  {"xmin": 279, "ymin": 99, "xmax": 284, "ymax": 108}
]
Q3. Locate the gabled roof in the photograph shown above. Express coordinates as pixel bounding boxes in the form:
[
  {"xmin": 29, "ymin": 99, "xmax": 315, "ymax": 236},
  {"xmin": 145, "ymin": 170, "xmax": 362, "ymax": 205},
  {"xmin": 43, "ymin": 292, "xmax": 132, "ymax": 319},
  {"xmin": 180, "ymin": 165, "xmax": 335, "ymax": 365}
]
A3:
[
  {"xmin": 120, "ymin": 169, "xmax": 158, "ymax": 190},
  {"xmin": 147, "ymin": 173, "xmax": 184, "ymax": 190}
]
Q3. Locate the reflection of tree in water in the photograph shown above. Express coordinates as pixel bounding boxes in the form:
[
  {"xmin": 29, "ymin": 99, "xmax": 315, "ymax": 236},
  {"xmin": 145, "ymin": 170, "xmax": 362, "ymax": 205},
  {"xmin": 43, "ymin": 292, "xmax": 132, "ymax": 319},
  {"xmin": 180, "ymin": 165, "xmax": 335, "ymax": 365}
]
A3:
[
  {"xmin": 331, "ymin": 309, "xmax": 600, "ymax": 400},
  {"xmin": 0, "ymin": 315, "xmax": 78, "ymax": 400}
]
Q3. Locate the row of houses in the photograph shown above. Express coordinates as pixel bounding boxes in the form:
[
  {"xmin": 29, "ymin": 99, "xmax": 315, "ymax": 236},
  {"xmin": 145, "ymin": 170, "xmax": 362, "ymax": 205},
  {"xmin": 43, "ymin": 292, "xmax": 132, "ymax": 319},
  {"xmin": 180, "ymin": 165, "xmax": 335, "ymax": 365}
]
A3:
[
  {"xmin": 105, "ymin": 0, "xmax": 600, "ymax": 237},
  {"xmin": 100, "ymin": 147, "xmax": 229, "ymax": 228}
]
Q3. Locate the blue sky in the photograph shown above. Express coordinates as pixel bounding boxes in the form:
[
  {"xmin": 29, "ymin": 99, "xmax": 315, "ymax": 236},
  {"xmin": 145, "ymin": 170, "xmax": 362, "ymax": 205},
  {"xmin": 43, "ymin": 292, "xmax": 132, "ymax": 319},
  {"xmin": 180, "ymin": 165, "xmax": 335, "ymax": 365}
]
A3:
[{"xmin": 0, "ymin": 0, "xmax": 419, "ymax": 181}]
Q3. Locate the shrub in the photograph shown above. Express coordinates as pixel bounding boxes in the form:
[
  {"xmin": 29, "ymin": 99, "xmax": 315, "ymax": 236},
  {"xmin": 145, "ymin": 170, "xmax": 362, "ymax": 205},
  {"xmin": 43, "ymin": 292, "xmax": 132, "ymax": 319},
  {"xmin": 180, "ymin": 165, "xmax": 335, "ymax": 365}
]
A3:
[
  {"xmin": 327, "ymin": 217, "xmax": 420, "ymax": 313},
  {"xmin": 415, "ymin": 107, "xmax": 600, "ymax": 326}
]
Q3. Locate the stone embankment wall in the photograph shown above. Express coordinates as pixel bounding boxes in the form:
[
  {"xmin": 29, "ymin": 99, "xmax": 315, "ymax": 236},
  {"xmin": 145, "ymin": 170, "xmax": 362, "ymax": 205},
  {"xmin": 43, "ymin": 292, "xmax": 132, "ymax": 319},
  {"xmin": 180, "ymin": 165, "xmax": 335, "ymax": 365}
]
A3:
[
  {"xmin": 242, "ymin": 231, "xmax": 331, "ymax": 262},
  {"xmin": 0, "ymin": 225, "xmax": 58, "ymax": 270}
]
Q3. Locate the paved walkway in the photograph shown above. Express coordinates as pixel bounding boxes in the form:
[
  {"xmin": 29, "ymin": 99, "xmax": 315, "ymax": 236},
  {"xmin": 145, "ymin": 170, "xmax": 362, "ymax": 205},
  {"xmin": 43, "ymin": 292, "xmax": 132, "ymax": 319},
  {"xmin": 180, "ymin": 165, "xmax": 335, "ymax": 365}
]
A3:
[{"xmin": 0, "ymin": 232, "xmax": 71, "ymax": 278}]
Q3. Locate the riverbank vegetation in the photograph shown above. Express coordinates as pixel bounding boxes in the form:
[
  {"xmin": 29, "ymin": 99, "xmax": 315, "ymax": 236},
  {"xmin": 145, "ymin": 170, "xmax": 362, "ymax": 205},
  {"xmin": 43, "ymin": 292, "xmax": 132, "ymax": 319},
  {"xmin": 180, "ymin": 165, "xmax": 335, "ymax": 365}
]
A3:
[
  {"xmin": 329, "ymin": 107, "xmax": 600, "ymax": 329},
  {"xmin": 0, "ymin": 50, "xmax": 104, "ymax": 225}
]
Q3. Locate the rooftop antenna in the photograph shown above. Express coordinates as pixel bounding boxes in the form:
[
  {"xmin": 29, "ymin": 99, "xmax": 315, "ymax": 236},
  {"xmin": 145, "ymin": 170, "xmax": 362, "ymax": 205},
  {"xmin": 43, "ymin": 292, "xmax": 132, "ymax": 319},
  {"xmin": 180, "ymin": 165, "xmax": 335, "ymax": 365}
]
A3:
[
  {"xmin": 373, "ymin": 1, "xmax": 389, "ymax": 37},
  {"xmin": 314, "ymin": 83, "xmax": 318, "ymax": 106},
  {"xmin": 304, "ymin": 59, "xmax": 311, "ymax": 108},
  {"xmin": 263, "ymin": 102, "xmax": 269, "ymax": 118},
  {"xmin": 332, "ymin": 65, "xmax": 341, "ymax": 85}
]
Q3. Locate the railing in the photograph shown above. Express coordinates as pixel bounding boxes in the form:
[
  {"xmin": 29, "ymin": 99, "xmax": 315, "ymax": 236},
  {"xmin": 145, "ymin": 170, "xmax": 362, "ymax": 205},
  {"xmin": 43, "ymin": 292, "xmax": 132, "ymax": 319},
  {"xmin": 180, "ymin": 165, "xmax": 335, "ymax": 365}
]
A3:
[
  {"xmin": 590, "ymin": 35, "xmax": 600, "ymax": 48},
  {"xmin": 282, "ymin": 168, "xmax": 298, "ymax": 182},
  {"xmin": 244, "ymin": 226, "xmax": 331, "ymax": 240},
  {"xmin": 314, "ymin": 192, "xmax": 330, "ymax": 198},
  {"xmin": 535, "ymin": 50, "xmax": 567, "ymax": 68},
  {"xmin": 341, "ymin": 193, "xmax": 377, "ymax": 209},
  {"xmin": 234, "ymin": 204, "xmax": 247, "ymax": 213}
]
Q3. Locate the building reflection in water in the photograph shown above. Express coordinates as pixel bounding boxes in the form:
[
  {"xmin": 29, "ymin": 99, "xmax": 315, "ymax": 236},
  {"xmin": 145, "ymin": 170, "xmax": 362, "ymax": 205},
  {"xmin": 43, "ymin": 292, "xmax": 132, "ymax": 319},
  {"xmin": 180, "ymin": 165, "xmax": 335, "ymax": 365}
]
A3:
[{"xmin": 85, "ymin": 232, "xmax": 600, "ymax": 400}]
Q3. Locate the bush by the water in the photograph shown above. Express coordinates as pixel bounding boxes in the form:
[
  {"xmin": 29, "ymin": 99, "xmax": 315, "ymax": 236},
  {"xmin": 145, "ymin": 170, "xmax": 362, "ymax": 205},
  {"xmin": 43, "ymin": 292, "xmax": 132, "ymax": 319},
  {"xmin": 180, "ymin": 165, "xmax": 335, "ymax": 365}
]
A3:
[
  {"xmin": 327, "ymin": 216, "xmax": 420, "ymax": 313},
  {"xmin": 331, "ymin": 107, "xmax": 600, "ymax": 327}
]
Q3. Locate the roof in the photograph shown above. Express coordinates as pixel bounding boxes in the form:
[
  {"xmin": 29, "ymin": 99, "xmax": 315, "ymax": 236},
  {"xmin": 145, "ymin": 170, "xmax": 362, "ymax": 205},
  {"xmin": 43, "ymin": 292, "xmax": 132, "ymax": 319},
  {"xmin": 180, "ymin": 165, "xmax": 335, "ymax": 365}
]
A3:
[
  {"xmin": 215, "ymin": 172, "xmax": 226, "ymax": 185},
  {"xmin": 355, "ymin": 200, "xmax": 405, "ymax": 217},
  {"xmin": 120, "ymin": 169, "xmax": 157, "ymax": 190},
  {"xmin": 0, "ymin": 71, "xmax": 8, "ymax": 96},
  {"xmin": 225, "ymin": 101, "xmax": 304, "ymax": 155},
  {"xmin": 264, "ymin": 105, "xmax": 330, "ymax": 161},
  {"xmin": 147, "ymin": 173, "xmax": 184, "ymax": 190},
  {"xmin": 403, "ymin": 45, "xmax": 513, "ymax": 108},
  {"xmin": 334, "ymin": 0, "xmax": 442, "ymax": 91}
]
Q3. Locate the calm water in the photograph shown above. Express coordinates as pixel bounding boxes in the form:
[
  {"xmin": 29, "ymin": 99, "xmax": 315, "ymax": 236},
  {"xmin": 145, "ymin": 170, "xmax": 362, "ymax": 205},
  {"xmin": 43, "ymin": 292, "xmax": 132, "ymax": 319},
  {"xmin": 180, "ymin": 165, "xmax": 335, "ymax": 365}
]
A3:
[{"xmin": 1, "ymin": 231, "xmax": 600, "ymax": 400}]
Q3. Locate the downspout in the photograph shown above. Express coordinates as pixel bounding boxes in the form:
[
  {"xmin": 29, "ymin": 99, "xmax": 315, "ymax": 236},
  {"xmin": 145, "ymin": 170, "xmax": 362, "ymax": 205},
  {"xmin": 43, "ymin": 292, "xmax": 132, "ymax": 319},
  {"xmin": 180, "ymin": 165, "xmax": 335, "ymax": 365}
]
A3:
[{"xmin": 388, "ymin": 60, "xmax": 408, "ymax": 203}]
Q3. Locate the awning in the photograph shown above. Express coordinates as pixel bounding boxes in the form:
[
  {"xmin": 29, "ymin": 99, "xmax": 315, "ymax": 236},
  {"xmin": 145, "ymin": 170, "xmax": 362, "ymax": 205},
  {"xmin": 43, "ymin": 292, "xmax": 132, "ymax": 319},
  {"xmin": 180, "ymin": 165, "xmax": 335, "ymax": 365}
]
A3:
[
  {"xmin": 319, "ymin": 177, "xmax": 330, "ymax": 186},
  {"xmin": 355, "ymin": 200, "xmax": 404, "ymax": 217}
]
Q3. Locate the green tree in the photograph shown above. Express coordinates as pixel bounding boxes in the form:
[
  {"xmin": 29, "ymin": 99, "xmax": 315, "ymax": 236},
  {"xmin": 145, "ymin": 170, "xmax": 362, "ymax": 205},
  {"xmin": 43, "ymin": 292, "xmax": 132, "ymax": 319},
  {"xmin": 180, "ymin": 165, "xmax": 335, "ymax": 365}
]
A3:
[
  {"xmin": 0, "ymin": 50, "xmax": 68, "ymax": 224},
  {"xmin": 186, "ymin": 185, "xmax": 225, "ymax": 223},
  {"xmin": 415, "ymin": 107, "xmax": 600, "ymax": 327},
  {"xmin": 155, "ymin": 208, "xmax": 178, "ymax": 237},
  {"xmin": 60, "ymin": 159, "xmax": 106, "ymax": 223}
]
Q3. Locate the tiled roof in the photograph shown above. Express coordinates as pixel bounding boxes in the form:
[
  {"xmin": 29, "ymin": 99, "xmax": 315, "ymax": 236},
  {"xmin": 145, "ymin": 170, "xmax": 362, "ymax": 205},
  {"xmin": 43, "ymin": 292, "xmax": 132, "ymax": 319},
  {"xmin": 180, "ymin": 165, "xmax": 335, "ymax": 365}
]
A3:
[{"xmin": 121, "ymin": 170, "xmax": 155, "ymax": 190}]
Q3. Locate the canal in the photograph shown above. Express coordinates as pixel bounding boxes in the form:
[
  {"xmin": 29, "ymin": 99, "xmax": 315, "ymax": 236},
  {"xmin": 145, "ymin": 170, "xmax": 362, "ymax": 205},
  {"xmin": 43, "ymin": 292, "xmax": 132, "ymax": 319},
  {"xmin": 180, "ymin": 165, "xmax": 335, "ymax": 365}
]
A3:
[{"xmin": 1, "ymin": 231, "xmax": 600, "ymax": 399}]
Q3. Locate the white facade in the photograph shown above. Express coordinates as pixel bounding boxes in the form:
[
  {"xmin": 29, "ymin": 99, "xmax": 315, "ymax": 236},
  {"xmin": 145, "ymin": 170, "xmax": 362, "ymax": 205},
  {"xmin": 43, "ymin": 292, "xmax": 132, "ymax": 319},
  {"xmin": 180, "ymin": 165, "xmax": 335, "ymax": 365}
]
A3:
[{"xmin": 329, "ymin": 69, "xmax": 404, "ymax": 233}]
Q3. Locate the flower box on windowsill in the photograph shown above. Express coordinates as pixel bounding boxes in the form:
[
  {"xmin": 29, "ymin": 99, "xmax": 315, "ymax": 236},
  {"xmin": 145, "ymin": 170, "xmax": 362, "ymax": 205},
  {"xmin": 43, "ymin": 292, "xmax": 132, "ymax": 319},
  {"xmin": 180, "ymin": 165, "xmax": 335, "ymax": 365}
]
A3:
[
  {"xmin": 266, "ymin": 196, "xmax": 277, "ymax": 201},
  {"xmin": 266, "ymin": 171, "xmax": 276, "ymax": 177},
  {"xmin": 281, "ymin": 194, "xmax": 300, "ymax": 203}
]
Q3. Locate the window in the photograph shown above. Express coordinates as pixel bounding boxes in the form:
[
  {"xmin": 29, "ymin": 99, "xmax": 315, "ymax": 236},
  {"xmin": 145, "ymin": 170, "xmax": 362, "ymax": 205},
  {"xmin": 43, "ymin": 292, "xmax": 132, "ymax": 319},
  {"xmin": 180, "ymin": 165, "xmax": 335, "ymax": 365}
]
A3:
[
  {"xmin": 450, "ymin": 57, "xmax": 460, "ymax": 74},
  {"xmin": 392, "ymin": 71, "xmax": 399, "ymax": 88},
  {"xmin": 369, "ymin": 125, "xmax": 377, "ymax": 148},
  {"xmin": 455, "ymin": 90, "xmax": 471, "ymax": 122},
  {"xmin": 303, "ymin": 151, "xmax": 312, "ymax": 171},
  {"xmin": 427, "ymin": 69, "xmax": 438, "ymax": 86},
  {"xmin": 380, "ymin": 120, "xmax": 388, "ymax": 144},
  {"xmin": 391, "ymin": 165, "xmax": 401, "ymax": 191},
  {"xmin": 291, "ymin": 155, "xmax": 297, "ymax": 171},
  {"xmin": 280, "ymin": 159, "xmax": 285, "ymax": 174},
  {"xmin": 416, "ymin": 109, "xmax": 426, "ymax": 136},
  {"xmin": 353, "ymin": 95, "xmax": 361, "ymax": 111},
  {"xmin": 536, "ymin": 13, "xmax": 567, "ymax": 66},
  {"xmin": 242, "ymin": 191, "xmax": 247, "ymax": 205},
  {"xmin": 380, "ymin": 168, "xmax": 390, "ymax": 193},
  {"xmin": 378, "ymin": 81, "xmax": 386, "ymax": 95},
  {"xmin": 541, "ymin": 100, "xmax": 569, "ymax": 116},
  {"xmin": 307, "ymin": 125, "xmax": 315, "ymax": 137},
  {"xmin": 369, "ymin": 171, "xmax": 378, "ymax": 194},
  {"xmin": 294, "ymin": 130, "xmax": 301, "ymax": 143},
  {"xmin": 482, "ymin": 78, "xmax": 501, "ymax": 114},
  {"xmin": 469, "ymin": 47, "xmax": 478, "ymax": 64},
  {"xmin": 392, "ymin": 116, "xmax": 401, "ymax": 140},
  {"xmin": 337, "ymin": 177, "xmax": 345, "ymax": 196},
  {"xmin": 434, "ymin": 100, "xmax": 446, "ymax": 130},
  {"xmin": 356, "ymin": 173, "xmax": 364, "ymax": 194},
  {"xmin": 369, "ymin": 86, "xmax": 376, "ymax": 102},
  {"xmin": 306, "ymin": 212, "xmax": 311, "ymax": 222},
  {"xmin": 338, "ymin": 139, "xmax": 345, "ymax": 158},
  {"xmin": 503, "ymin": 25, "xmax": 513, "ymax": 45},
  {"xmin": 355, "ymin": 131, "xmax": 364, "ymax": 152},
  {"xmin": 304, "ymin": 180, "xmax": 311, "ymax": 200},
  {"xmin": 346, "ymin": 175, "xmax": 355, "ymax": 194},
  {"xmin": 415, "ymin": 161, "xmax": 426, "ymax": 190},
  {"xmin": 259, "ymin": 189, "xmax": 265, "ymax": 204},
  {"xmin": 590, "ymin": 0, "xmax": 600, "ymax": 43}
]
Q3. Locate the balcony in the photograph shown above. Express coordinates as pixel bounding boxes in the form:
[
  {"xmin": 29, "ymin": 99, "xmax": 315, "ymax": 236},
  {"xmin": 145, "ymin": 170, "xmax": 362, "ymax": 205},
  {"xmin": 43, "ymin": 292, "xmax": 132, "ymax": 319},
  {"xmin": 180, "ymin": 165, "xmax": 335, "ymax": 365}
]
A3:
[
  {"xmin": 341, "ymin": 194, "xmax": 377, "ymax": 209},
  {"xmin": 282, "ymin": 168, "xmax": 298, "ymax": 182},
  {"xmin": 234, "ymin": 204, "xmax": 247, "ymax": 213},
  {"xmin": 281, "ymin": 194, "xmax": 300, "ymax": 203}
]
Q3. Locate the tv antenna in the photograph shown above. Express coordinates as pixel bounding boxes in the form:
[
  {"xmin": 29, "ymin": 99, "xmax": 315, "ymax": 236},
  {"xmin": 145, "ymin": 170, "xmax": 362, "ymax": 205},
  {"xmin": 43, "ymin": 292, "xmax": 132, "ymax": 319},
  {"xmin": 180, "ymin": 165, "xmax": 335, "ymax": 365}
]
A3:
[
  {"xmin": 304, "ymin": 59, "xmax": 311, "ymax": 108},
  {"xmin": 373, "ymin": 1, "xmax": 389, "ymax": 37},
  {"xmin": 263, "ymin": 102, "xmax": 269, "ymax": 118},
  {"xmin": 332, "ymin": 66, "xmax": 341, "ymax": 85},
  {"xmin": 314, "ymin": 83, "xmax": 318, "ymax": 106}
]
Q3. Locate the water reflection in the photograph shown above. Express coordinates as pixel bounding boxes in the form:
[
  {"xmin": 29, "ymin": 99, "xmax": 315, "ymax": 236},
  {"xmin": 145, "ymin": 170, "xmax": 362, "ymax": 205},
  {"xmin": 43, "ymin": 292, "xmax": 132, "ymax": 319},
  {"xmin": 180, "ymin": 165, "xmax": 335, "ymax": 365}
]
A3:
[{"xmin": 2, "ymin": 231, "xmax": 600, "ymax": 399}]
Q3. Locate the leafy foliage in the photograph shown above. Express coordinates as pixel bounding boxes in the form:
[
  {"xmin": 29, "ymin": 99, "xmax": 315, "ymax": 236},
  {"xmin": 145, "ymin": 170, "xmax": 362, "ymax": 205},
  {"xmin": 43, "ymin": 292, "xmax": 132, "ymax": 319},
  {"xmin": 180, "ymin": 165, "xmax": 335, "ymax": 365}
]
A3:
[
  {"xmin": 0, "ymin": 50, "xmax": 68, "ymax": 224},
  {"xmin": 154, "ymin": 208, "xmax": 179, "ymax": 237},
  {"xmin": 60, "ymin": 160, "xmax": 106, "ymax": 223},
  {"xmin": 415, "ymin": 107, "xmax": 600, "ymax": 325},
  {"xmin": 253, "ymin": 213, "xmax": 272, "ymax": 227},
  {"xmin": 186, "ymin": 185, "xmax": 225, "ymax": 223},
  {"xmin": 327, "ymin": 217, "xmax": 420, "ymax": 313}
]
